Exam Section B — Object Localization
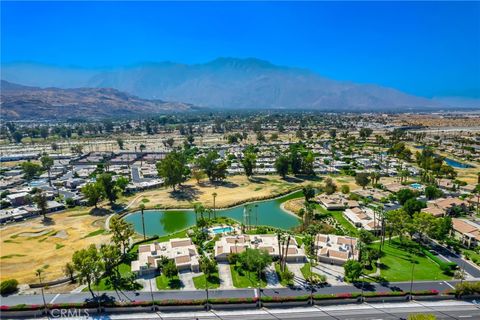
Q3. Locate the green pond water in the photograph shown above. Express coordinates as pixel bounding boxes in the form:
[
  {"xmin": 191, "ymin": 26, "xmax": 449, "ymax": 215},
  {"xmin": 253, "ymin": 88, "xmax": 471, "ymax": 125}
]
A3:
[{"xmin": 124, "ymin": 191, "xmax": 302, "ymax": 237}]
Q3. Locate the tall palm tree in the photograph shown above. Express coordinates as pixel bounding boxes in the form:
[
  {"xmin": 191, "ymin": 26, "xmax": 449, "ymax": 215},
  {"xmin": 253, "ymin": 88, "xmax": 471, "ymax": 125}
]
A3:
[
  {"xmin": 212, "ymin": 192, "xmax": 217, "ymax": 219},
  {"xmin": 139, "ymin": 203, "xmax": 146, "ymax": 240}
]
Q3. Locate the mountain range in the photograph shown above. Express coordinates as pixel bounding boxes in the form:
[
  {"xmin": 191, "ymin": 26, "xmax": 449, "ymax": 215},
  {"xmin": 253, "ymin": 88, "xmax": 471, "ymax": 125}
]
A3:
[
  {"xmin": 1, "ymin": 58, "xmax": 478, "ymax": 118},
  {"xmin": 0, "ymin": 80, "xmax": 197, "ymax": 120}
]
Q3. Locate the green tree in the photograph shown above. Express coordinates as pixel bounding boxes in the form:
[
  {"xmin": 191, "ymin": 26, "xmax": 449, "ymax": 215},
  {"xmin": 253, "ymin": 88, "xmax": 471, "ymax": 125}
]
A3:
[
  {"xmin": 156, "ymin": 151, "xmax": 187, "ymax": 191},
  {"xmin": 63, "ymin": 262, "xmax": 75, "ymax": 283},
  {"xmin": 197, "ymin": 151, "xmax": 228, "ymax": 182},
  {"xmin": 100, "ymin": 244, "xmax": 122, "ymax": 285},
  {"xmin": 116, "ymin": 138, "xmax": 124, "ymax": 150},
  {"xmin": 238, "ymin": 248, "xmax": 272, "ymax": 274},
  {"xmin": 0, "ymin": 279, "xmax": 18, "ymax": 295},
  {"xmin": 341, "ymin": 185, "xmax": 350, "ymax": 194},
  {"xmin": 82, "ymin": 182, "xmax": 103, "ymax": 208},
  {"xmin": 241, "ymin": 152, "xmax": 257, "ymax": 179},
  {"xmin": 20, "ymin": 161, "xmax": 42, "ymax": 181},
  {"xmin": 40, "ymin": 155, "xmax": 54, "ymax": 186},
  {"xmin": 424, "ymin": 185, "xmax": 443, "ymax": 200},
  {"xmin": 403, "ymin": 198, "xmax": 426, "ymax": 216},
  {"xmin": 385, "ymin": 209, "xmax": 412, "ymax": 242},
  {"xmin": 302, "ymin": 152, "xmax": 315, "ymax": 175},
  {"xmin": 275, "ymin": 155, "xmax": 290, "ymax": 178},
  {"xmin": 397, "ymin": 188, "xmax": 418, "ymax": 205},
  {"xmin": 359, "ymin": 128, "xmax": 373, "ymax": 140},
  {"xmin": 163, "ymin": 260, "xmax": 178, "ymax": 278},
  {"xmin": 324, "ymin": 178, "xmax": 338, "ymax": 195},
  {"xmin": 302, "ymin": 185, "xmax": 315, "ymax": 202},
  {"xmin": 115, "ymin": 176, "xmax": 130, "ymax": 194},
  {"xmin": 343, "ymin": 260, "xmax": 363, "ymax": 282},
  {"xmin": 33, "ymin": 193, "xmax": 48, "ymax": 220},
  {"xmin": 72, "ymin": 244, "xmax": 104, "ymax": 298},
  {"xmin": 97, "ymin": 173, "xmax": 118, "ymax": 204},
  {"xmin": 110, "ymin": 215, "xmax": 134, "ymax": 256},
  {"xmin": 355, "ymin": 172, "xmax": 371, "ymax": 189}
]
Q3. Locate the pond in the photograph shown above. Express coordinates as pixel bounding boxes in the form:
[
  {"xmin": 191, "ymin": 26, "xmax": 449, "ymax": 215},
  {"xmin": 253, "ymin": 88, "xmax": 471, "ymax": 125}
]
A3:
[
  {"xmin": 124, "ymin": 191, "xmax": 303, "ymax": 237},
  {"xmin": 444, "ymin": 157, "xmax": 474, "ymax": 169}
]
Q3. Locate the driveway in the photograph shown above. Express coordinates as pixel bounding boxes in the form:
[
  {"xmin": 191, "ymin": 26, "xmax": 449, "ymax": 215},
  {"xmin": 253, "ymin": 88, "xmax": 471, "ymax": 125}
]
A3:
[
  {"xmin": 218, "ymin": 262, "xmax": 234, "ymax": 289},
  {"xmin": 265, "ymin": 263, "xmax": 281, "ymax": 288},
  {"xmin": 137, "ymin": 273, "xmax": 158, "ymax": 292},
  {"xmin": 314, "ymin": 262, "xmax": 345, "ymax": 285},
  {"xmin": 287, "ymin": 262, "xmax": 307, "ymax": 287},
  {"xmin": 178, "ymin": 270, "xmax": 196, "ymax": 290}
]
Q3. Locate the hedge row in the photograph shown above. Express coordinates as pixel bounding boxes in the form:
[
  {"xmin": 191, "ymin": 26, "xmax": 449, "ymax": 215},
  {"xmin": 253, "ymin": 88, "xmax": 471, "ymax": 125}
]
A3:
[
  {"xmin": 422, "ymin": 248, "xmax": 457, "ymax": 273},
  {"xmin": 0, "ymin": 290, "xmax": 447, "ymax": 311}
]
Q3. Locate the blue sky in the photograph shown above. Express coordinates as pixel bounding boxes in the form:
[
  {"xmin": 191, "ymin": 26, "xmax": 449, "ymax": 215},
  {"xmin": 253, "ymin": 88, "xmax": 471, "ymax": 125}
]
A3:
[{"xmin": 1, "ymin": 1, "xmax": 479, "ymax": 98}]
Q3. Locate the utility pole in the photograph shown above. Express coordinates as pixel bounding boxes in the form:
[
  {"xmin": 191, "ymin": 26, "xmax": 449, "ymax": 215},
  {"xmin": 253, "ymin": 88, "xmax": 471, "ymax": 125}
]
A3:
[{"xmin": 409, "ymin": 260, "xmax": 415, "ymax": 300}]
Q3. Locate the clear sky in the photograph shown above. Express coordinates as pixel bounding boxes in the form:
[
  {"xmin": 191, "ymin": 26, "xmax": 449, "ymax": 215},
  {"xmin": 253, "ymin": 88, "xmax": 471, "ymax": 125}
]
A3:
[{"xmin": 1, "ymin": 1, "xmax": 479, "ymax": 98}]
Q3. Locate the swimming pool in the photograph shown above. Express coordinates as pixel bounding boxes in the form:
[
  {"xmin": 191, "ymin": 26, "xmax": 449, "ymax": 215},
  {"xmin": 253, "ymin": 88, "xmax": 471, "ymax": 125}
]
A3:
[
  {"xmin": 211, "ymin": 226, "xmax": 234, "ymax": 234},
  {"xmin": 410, "ymin": 183, "xmax": 423, "ymax": 190}
]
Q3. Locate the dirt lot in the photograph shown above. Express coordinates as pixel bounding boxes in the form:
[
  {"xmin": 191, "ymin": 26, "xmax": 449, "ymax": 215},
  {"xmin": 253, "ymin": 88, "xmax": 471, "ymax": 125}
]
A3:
[{"xmin": 0, "ymin": 207, "xmax": 110, "ymax": 284}]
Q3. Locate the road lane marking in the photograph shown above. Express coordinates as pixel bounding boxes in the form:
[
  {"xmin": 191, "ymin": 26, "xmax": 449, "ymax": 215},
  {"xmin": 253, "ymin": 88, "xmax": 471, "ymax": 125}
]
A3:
[
  {"xmin": 443, "ymin": 281, "xmax": 455, "ymax": 289},
  {"xmin": 49, "ymin": 293, "xmax": 60, "ymax": 304}
]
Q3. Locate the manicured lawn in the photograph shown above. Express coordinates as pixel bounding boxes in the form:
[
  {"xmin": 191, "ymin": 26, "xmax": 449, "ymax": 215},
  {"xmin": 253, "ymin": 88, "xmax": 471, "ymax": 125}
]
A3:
[
  {"xmin": 155, "ymin": 274, "xmax": 182, "ymax": 289},
  {"xmin": 230, "ymin": 264, "xmax": 267, "ymax": 288},
  {"xmin": 316, "ymin": 205, "xmax": 358, "ymax": 236},
  {"xmin": 372, "ymin": 239, "xmax": 451, "ymax": 282},
  {"xmin": 192, "ymin": 272, "xmax": 220, "ymax": 289},
  {"xmin": 274, "ymin": 262, "xmax": 293, "ymax": 286},
  {"xmin": 462, "ymin": 248, "xmax": 480, "ymax": 266},
  {"xmin": 300, "ymin": 262, "xmax": 322, "ymax": 279}
]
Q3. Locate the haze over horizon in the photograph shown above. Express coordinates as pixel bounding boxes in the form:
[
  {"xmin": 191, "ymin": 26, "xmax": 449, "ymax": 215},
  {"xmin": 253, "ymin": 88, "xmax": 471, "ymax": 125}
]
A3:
[{"xmin": 2, "ymin": 1, "xmax": 479, "ymax": 99}]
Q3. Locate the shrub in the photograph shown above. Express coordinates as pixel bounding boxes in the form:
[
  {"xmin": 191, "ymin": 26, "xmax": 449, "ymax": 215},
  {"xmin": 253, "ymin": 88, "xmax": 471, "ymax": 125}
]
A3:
[{"xmin": 0, "ymin": 279, "xmax": 18, "ymax": 295}]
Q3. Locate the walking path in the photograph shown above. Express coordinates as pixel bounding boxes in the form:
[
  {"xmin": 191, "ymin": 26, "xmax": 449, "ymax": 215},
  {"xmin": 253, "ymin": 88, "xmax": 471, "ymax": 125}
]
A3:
[{"xmin": 287, "ymin": 262, "xmax": 307, "ymax": 287}]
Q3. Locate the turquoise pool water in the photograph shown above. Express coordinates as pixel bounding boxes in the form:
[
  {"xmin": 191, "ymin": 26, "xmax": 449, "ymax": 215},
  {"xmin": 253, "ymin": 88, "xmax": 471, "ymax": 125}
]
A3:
[
  {"xmin": 211, "ymin": 226, "xmax": 234, "ymax": 234},
  {"xmin": 410, "ymin": 183, "xmax": 423, "ymax": 190},
  {"xmin": 124, "ymin": 191, "xmax": 303, "ymax": 237}
]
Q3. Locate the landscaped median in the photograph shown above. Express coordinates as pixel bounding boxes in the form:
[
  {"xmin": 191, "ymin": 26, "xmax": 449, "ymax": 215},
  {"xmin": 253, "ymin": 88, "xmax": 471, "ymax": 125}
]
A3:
[{"xmin": 0, "ymin": 288, "xmax": 460, "ymax": 315}]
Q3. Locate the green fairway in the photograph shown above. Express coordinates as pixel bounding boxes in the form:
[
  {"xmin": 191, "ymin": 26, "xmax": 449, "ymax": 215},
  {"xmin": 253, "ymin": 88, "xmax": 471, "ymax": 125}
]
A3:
[
  {"xmin": 230, "ymin": 264, "xmax": 267, "ymax": 288},
  {"xmin": 374, "ymin": 239, "xmax": 451, "ymax": 282},
  {"xmin": 192, "ymin": 272, "xmax": 220, "ymax": 289}
]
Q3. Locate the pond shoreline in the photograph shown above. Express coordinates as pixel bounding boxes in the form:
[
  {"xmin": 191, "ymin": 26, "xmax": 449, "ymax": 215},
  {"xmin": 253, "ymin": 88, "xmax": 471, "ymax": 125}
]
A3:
[{"xmin": 121, "ymin": 188, "xmax": 304, "ymax": 219}]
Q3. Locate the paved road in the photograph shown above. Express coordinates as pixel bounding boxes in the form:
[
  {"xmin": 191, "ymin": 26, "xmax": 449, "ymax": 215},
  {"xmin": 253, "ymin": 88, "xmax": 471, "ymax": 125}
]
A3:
[
  {"xmin": 0, "ymin": 280, "xmax": 467, "ymax": 307},
  {"xmin": 22, "ymin": 300, "xmax": 480, "ymax": 320},
  {"xmin": 430, "ymin": 242, "xmax": 480, "ymax": 278}
]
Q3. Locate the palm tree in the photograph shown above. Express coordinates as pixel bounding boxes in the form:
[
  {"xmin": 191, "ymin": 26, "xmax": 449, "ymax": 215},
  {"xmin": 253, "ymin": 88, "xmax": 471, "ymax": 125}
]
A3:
[
  {"xmin": 212, "ymin": 192, "xmax": 217, "ymax": 219},
  {"xmin": 139, "ymin": 203, "xmax": 146, "ymax": 240}
]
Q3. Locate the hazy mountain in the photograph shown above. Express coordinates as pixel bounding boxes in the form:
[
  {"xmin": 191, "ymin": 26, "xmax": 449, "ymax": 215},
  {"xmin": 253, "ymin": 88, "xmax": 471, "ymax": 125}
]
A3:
[
  {"xmin": 1, "ymin": 57, "xmax": 467, "ymax": 111},
  {"xmin": 0, "ymin": 80, "xmax": 198, "ymax": 120}
]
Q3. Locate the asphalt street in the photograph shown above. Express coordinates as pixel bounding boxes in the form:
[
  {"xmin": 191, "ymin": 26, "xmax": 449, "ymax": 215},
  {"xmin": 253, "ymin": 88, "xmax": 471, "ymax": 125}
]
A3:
[{"xmin": 17, "ymin": 300, "xmax": 480, "ymax": 320}]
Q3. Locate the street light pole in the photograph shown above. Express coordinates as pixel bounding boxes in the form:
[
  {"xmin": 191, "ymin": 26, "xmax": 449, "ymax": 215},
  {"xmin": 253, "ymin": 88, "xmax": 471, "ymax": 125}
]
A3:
[
  {"xmin": 205, "ymin": 272, "xmax": 210, "ymax": 311},
  {"xmin": 409, "ymin": 261, "xmax": 415, "ymax": 300},
  {"xmin": 257, "ymin": 266, "xmax": 262, "ymax": 308}
]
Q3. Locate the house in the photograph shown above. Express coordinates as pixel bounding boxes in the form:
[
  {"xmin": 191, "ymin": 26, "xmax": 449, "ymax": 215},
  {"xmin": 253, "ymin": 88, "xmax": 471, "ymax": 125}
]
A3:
[
  {"xmin": 6, "ymin": 192, "xmax": 30, "ymax": 207},
  {"xmin": 314, "ymin": 234, "xmax": 359, "ymax": 265},
  {"xmin": 422, "ymin": 197, "xmax": 469, "ymax": 217},
  {"xmin": 343, "ymin": 206, "xmax": 380, "ymax": 231},
  {"xmin": 131, "ymin": 238, "xmax": 200, "ymax": 276},
  {"xmin": 316, "ymin": 194, "xmax": 348, "ymax": 210},
  {"xmin": 452, "ymin": 218, "xmax": 480, "ymax": 248},
  {"xmin": 214, "ymin": 234, "xmax": 305, "ymax": 263}
]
